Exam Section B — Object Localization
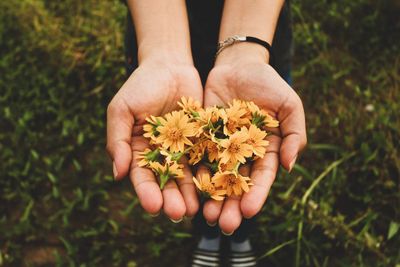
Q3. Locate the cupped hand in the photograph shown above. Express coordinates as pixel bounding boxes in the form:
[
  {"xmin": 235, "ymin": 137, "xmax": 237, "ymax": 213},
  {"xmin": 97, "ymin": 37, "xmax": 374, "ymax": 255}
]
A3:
[
  {"xmin": 107, "ymin": 60, "xmax": 203, "ymax": 221},
  {"xmin": 202, "ymin": 48, "xmax": 307, "ymax": 234}
]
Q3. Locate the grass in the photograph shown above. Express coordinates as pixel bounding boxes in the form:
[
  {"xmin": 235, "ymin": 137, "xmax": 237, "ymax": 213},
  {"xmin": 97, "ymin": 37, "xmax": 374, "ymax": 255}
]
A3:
[{"xmin": 0, "ymin": 0, "xmax": 399, "ymax": 266}]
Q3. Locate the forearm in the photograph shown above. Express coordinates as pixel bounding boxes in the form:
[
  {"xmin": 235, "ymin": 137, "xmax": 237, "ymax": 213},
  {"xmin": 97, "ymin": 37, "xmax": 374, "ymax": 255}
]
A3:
[
  {"xmin": 127, "ymin": 0, "xmax": 193, "ymax": 65},
  {"xmin": 216, "ymin": 0, "xmax": 284, "ymax": 64}
]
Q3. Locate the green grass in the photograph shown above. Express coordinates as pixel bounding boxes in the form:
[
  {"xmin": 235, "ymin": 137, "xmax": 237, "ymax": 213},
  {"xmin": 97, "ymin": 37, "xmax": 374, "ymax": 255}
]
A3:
[{"xmin": 0, "ymin": 0, "xmax": 399, "ymax": 266}]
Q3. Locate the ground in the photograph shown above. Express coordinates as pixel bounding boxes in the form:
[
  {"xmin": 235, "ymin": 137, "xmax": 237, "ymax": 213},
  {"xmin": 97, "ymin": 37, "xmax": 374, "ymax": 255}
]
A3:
[{"xmin": 0, "ymin": 0, "xmax": 399, "ymax": 266}]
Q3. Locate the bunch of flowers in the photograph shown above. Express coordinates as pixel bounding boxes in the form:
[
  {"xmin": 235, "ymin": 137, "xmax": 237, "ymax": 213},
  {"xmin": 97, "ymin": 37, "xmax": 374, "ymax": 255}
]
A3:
[{"xmin": 138, "ymin": 97, "xmax": 279, "ymax": 201}]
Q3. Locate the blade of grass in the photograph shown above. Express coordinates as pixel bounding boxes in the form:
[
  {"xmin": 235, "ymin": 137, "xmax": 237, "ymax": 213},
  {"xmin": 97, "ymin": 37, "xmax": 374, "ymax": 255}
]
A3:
[
  {"xmin": 258, "ymin": 239, "xmax": 296, "ymax": 259},
  {"xmin": 295, "ymin": 151, "xmax": 356, "ymax": 267}
]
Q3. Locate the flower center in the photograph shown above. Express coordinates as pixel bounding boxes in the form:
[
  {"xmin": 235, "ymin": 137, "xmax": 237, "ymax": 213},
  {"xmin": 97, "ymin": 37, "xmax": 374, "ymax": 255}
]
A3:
[
  {"xmin": 203, "ymin": 184, "xmax": 215, "ymax": 194},
  {"xmin": 247, "ymin": 138, "xmax": 256, "ymax": 145},
  {"xmin": 227, "ymin": 174, "xmax": 237, "ymax": 186},
  {"xmin": 169, "ymin": 128, "xmax": 183, "ymax": 141},
  {"xmin": 228, "ymin": 143, "xmax": 241, "ymax": 153},
  {"xmin": 226, "ymin": 120, "xmax": 237, "ymax": 132},
  {"xmin": 208, "ymin": 143, "xmax": 218, "ymax": 153}
]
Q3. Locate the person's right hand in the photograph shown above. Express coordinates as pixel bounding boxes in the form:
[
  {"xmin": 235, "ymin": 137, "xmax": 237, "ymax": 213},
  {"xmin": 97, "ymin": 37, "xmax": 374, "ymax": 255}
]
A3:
[{"xmin": 107, "ymin": 58, "xmax": 203, "ymax": 221}]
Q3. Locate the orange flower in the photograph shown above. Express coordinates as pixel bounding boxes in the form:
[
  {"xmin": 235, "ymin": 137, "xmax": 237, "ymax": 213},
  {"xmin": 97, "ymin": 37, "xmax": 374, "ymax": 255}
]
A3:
[
  {"xmin": 149, "ymin": 161, "xmax": 184, "ymax": 189},
  {"xmin": 188, "ymin": 141, "xmax": 206, "ymax": 165},
  {"xmin": 143, "ymin": 115, "xmax": 163, "ymax": 141},
  {"xmin": 262, "ymin": 111, "xmax": 279, "ymax": 128},
  {"xmin": 212, "ymin": 171, "xmax": 251, "ymax": 197},
  {"xmin": 136, "ymin": 148, "xmax": 161, "ymax": 167},
  {"xmin": 205, "ymin": 140, "xmax": 219, "ymax": 163},
  {"xmin": 218, "ymin": 159, "xmax": 237, "ymax": 172},
  {"xmin": 241, "ymin": 125, "xmax": 269, "ymax": 158},
  {"xmin": 156, "ymin": 111, "xmax": 196, "ymax": 153},
  {"xmin": 219, "ymin": 130, "xmax": 253, "ymax": 164},
  {"xmin": 178, "ymin": 96, "xmax": 202, "ymax": 115},
  {"xmin": 193, "ymin": 172, "xmax": 226, "ymax": 201},
  {"xmin": 220, "ymin": 101, "xmax": 250, "ymax": 135}
]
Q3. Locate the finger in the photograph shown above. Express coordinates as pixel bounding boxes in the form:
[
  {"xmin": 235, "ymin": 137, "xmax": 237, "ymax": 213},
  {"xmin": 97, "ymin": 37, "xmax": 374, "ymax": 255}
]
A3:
[
  {"xmin": 278, "ymin": 92, "xmax": 307, "ymax": 171},
  {"xmin": 107, "ymin": 98, "xmax": 134, "ymax": 180},
  {"xmin": 130, "ymin": 136, "xmax": 163, "ymax": 215},
  {"xmin": 199, "ymin": 166, "xmax": 223, "ymax": 224},
  {"xmin": 218, "ymin": 195, "xmax": 242, "ymax": 235},
  {"xmin": 217, "ymin": 164, "xmax": 250, "ymax": 234},
  {"xmin": 162, "ymin": 179, "xmax": 187, "ymax": 222},
  {"xmin": 176, "ymin": 157, "xmax": 199, "ymax": 218},
  {"xmin": 241, "ymin": 150, "xmax": 279, "ymax": 219}
]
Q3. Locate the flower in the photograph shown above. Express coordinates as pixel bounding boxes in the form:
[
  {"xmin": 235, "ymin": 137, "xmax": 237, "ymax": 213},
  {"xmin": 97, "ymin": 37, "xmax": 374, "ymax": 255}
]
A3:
[
  {"xmin": 220, "ymin": 101, "xmax": 250, "ymax": 135},
  {"xmin": 251, "ymin": 110, "xmax": 279, "ymax": 128},
  {"xmin": 195, "ymin": 106, "xmax": 222, "ymax": 137},
  {"xmin": 245, "ymin": 100, "xmax": 261, "ymax": 114},
  {"xmin": 156, "ymin": 111, "xmax": 196, "ymax": 153},
  {"xmin": 212, "ymin": 171, "xmax": 251, "ymax": 197},
  {"xmin": 205, "ymin": 140, "xmax": 219, "ymax": 162},
  {"xmin": 219, "ymin": 130, "xmax": 253, "ymax": 164},
  {"xmin": 149, "ymin": 161, "xmax": 184, "ymax": 189},
  {"xmin": 143, "ymin": 115, "xmax": 163, "ymax": 141},
  {"xmin": 218, "ymin": 159, "xmax": 237, "ymax": 172},
  {"xmin": 136, "ymin": 148, "xmax": 161, "ymax": 167},
  {"xmin": 188, "ymin": 141, "xmax": 206, "ymax": 165},
  {"xmin": 262, "ymin": 111, "xmax": 279, "ymax": 128},
  {"xmin": 178, "ymin": 96, "xmax": 202, "ymax": 115},
  {"xmin": 241, "ymin": 125, "xmax": 269, "ymax": 158},
  {"xmin": 193, "ymin": 172, "xmax": 226, "ymax": 201}
]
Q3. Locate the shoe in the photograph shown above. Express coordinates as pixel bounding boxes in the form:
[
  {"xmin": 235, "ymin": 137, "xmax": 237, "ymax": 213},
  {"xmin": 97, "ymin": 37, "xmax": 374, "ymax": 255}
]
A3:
[
  {"xmin": 228, "ymin": 251, "xmax": 258, "ymax": 267},
  {"xmin": 190, "ymin": 248, "xmax": 221, "ymax": 267}
]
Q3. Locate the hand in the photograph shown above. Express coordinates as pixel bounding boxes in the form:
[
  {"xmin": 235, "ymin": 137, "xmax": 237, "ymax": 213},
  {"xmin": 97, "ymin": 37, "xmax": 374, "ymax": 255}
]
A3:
[
  {"xmin": 107, "ymin": 59, "xmax": 203, "ymax": 221},
  {"xmin": 202, "ymin": 44, "xmax": 307, "ymax": 234}
]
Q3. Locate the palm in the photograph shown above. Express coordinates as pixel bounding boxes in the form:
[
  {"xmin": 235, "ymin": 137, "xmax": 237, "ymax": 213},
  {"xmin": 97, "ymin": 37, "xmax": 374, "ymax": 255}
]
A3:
[
  {"xmin": 202, "ymin": 63, "xmax": 306, "ymax": 233},
  {"xmin": 107, "ymin": 64, "xmax": 203, "ymax": 220}
]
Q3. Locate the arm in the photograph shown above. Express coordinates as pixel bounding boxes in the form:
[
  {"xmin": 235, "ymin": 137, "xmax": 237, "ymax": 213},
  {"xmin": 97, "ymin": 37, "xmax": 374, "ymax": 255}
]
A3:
[
  {"xmin": 216, "ymin": 0, "xmax": 284, "ymax": 65},
  {"xmin": 107, "ymin": 0, "xmax": 202, "ymax": 221},
  {"xmin": 202, "ymin": 0, "xmax": 307, "ymax": 234},
  {"xmin": 127, "ymin": 0, "xmax": 193, "ymax": 65}
]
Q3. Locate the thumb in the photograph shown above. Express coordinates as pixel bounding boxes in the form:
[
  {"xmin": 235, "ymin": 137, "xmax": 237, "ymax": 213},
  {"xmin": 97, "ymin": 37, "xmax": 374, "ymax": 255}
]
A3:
[
  {"xmin": 278, "ymin": 94, "xmax": 307, "ymax": 171},
  {"xmin": 106, "ymin": 98, "xmax": 134, "ymax": 180}
]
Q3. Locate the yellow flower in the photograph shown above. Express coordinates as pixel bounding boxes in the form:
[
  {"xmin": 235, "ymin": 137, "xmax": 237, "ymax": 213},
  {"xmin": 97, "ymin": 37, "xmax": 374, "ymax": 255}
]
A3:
[
  {"xmin": 136, "ymin": 148, "xmax": 161, "ymax": 167},
  {"xmin": 149, "ymin": 161, "xmax": 184, "ymax": 189},
  {"xmin": 212, "ymin": 171, "xmax": 251, "ymax": 197},
  {"xmin": 218, "ymin": 159, "xmax": 237, "ymax": 172},
  {"xmin": 262, "ymin": 111, "xmax": 279, "ymax": 128},
  {"xmin": 251, "ymin": 110, "xmax": 279, "ymax": 128},
  {"xmin": 160, "ymin": 149, "xmax": 185, "ymax": 164},
  {"xmin": 219, "ymin": 130, "xmax": 253, "ymax": 164},
  {"xmin": 193, "ymin": 173, "xmax": 226, "ymax": 201},
  {"xmin": 188, "ymin": 141, "xmax": 206, "ymax": 165},
  {"xmin": 245, "ymin": 100, "xmax": 261, "ymax": 114},
  {"xmin": 241, "ymin": 125, "xmax": 269, "ymax": 158},
  {"xmin": 205, "ymin": 140, "xmax": 219, "ymax": 163},
  {"xmin": 178, "ymin": 96, "xmax": 202, "ymax": 115},
  {"xmin": 220, "ymin": 101, "xmax": 250, "ymax": 135},
  {"xmin": 143, "ymin": 115, "xmax": 163, "ymax": 141},
  {"xmin": 156, "ymin": 111, "xmax": 196, "ymax": 153},
  {"xmin": 195, "ymin": 106, "xmax": 222, "ymax": 138}
]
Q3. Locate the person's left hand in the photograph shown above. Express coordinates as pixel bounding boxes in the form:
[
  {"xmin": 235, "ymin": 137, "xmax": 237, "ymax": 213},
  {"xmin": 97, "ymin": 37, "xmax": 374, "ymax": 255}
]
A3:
[{"xmin": 201, "ymin": 44, "xmax": 307, "ymax": 234}]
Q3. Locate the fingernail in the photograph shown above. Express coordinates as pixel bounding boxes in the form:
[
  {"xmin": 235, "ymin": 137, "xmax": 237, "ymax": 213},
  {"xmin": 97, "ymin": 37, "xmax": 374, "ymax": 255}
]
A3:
[
  {"xmin": 206, "ymin": 221, "xmax": 217, "ymax": 227},
  {"xmin": 221, "ymin": 230, "xmax": 234, "ymax": 236},
  {"xmin": 170, "ymin": 217, "xmax": 183, "ymax": 223},
  {"xmin": 185, "ymin": 216, "xmax": 194, "ymax": 220},
  {"xmin": 289, "ymin": 155, "xmax": 298, "ymax": 173},
  {"xmin": 112, "ymin": 161, "xmax": 118, "ymax": 179},
  {"xmin": 149, "ymin": 212, "xmax": 160, "ymax": 218}
]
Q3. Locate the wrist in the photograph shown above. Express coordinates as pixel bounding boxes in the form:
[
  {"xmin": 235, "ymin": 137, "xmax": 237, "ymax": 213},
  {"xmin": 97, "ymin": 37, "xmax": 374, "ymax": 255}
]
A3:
[
  {"xmin": 214, "ymin": 42, "xmax": 270, "ymax": 66},
  {"xmin": 138, "ymin": 42, "xmax": 194, "ymax": 67}
]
